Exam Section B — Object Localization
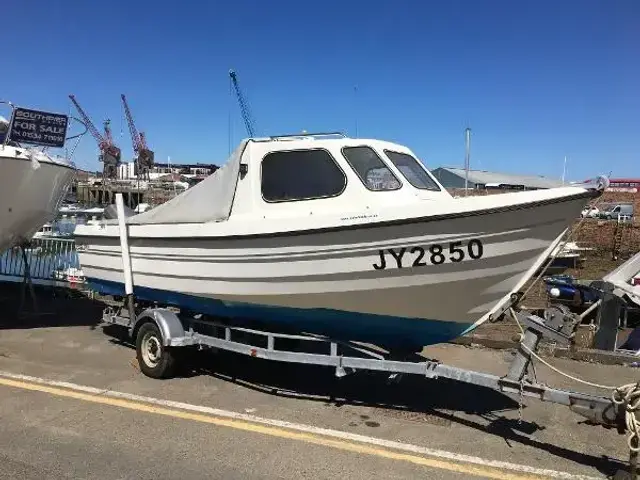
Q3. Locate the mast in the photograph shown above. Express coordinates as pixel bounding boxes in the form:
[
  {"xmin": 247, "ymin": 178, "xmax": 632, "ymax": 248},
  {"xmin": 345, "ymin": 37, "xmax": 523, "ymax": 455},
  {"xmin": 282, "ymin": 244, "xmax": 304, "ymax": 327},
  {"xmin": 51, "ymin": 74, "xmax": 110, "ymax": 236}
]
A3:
[{"xmin": 464, "ymin": 127, "xmax": 471, "ymax": 196}]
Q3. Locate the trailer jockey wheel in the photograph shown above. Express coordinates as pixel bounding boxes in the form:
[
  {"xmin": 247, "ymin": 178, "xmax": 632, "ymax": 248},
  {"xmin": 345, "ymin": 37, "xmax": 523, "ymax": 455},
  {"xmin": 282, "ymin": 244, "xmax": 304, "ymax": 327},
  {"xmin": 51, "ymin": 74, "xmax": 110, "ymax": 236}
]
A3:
[{"xmin": 136, "ymin": 322, "xmax": 176, "ymax": 379}]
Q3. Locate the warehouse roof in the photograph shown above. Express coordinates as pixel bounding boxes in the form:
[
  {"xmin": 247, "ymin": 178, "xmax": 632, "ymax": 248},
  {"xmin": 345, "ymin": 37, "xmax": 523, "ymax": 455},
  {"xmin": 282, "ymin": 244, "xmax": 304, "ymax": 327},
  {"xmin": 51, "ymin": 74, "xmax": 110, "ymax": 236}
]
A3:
[{"xmin": 433, "ymin": 167, "xmax": 564, "ymax": 189}]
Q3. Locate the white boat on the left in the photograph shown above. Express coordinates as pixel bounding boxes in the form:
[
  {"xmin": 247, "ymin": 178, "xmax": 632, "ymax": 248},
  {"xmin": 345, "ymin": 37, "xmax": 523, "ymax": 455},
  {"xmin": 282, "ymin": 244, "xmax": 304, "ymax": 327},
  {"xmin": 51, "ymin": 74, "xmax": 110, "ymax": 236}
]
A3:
[{"xmin": 0, "ymin": 104, "xmax": 77, "ymax": 252}]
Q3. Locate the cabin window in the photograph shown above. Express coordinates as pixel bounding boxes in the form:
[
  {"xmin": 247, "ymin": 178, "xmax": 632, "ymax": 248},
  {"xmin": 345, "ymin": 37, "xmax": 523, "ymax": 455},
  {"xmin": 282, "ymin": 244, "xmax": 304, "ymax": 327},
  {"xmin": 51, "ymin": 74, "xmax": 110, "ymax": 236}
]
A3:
[
  {"xmin": 342, "ymin": 146, "xmax": 401, "ymax": 191},
  {"xmin": 384, "ymin": 150, "xmax": 441, "ymax": 191},
  {"xmin": 261, "ymin": 149, "xmax": 346, "ymax": 202}
]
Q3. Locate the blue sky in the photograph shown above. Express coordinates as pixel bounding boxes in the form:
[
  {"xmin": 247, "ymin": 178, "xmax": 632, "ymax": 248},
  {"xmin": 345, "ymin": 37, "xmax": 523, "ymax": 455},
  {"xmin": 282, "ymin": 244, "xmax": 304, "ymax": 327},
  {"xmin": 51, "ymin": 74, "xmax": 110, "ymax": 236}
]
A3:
[{"xmin": 3, "ymin": 0, "xmax": 638, "ymax": 180}]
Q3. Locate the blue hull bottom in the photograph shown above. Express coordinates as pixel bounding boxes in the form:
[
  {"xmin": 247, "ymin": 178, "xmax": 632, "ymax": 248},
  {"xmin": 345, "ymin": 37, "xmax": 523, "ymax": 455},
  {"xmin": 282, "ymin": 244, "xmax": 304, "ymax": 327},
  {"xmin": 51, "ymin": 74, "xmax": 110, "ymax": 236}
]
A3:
[{"xmin": 89, "ymin": 278, "xmax": 474, "ymax": 351}]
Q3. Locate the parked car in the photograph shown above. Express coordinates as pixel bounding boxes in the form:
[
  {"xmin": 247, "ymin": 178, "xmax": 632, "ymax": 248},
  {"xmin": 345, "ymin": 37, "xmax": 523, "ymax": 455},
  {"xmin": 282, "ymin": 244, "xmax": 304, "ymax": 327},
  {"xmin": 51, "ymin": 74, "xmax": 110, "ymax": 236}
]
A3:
[
  {"xmin": 544, "ymin": 275, "xmax": 600, "ymax": 313},
  {"xmin": 598, "ymin": 203, "xmax": 634, "ymax": 220},
  {"xmin": 581, "ymin": 206, "xmax": 600, "ymax": 218}
]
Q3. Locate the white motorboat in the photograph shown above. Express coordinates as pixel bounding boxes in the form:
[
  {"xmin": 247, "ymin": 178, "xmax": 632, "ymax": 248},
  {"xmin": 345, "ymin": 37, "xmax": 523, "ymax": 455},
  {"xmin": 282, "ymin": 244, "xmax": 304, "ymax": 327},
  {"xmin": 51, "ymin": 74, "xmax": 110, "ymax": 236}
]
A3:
[
  {"xmin": 74, "ymin": 133, "xmax": 607, "ymax": 350},
  {"xmin": 0, "ymin": 104, "xmax": 76, "ymax": 252},
  {"xmin": 0, "ymin": 144, "xmax": 75, "ymax": 251}
]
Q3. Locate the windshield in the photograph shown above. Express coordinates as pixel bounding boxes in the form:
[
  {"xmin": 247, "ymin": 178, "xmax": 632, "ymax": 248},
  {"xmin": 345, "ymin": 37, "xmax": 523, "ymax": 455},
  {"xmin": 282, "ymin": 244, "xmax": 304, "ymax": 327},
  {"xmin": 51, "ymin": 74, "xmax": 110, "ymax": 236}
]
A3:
[
  {"xmin": 383, "ymin": 150, "xmax": 441, "ymax": 191},
  {"xmin": 342, "ymin": 146, "xmax": 401, "ymax": 191}
]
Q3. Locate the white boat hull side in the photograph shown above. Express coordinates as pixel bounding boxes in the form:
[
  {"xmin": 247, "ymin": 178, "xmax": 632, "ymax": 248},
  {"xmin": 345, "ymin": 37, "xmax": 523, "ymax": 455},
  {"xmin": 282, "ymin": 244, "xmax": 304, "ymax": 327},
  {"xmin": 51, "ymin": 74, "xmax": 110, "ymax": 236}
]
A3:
[
  {"xmin": 77, "ymin": 191, "xmax": 594, "ymax": 347},
  {"xmin": 0, "ymin": 154, "xmax": 75, "ymax": 251}
]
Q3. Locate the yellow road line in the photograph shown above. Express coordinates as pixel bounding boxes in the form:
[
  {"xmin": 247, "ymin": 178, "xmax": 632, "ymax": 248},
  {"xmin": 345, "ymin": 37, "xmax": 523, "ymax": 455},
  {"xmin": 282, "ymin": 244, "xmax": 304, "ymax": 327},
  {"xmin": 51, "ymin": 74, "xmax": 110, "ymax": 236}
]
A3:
[{"xmin": 0, "ymin": 376, "xmax": 550, "ymax": 480}]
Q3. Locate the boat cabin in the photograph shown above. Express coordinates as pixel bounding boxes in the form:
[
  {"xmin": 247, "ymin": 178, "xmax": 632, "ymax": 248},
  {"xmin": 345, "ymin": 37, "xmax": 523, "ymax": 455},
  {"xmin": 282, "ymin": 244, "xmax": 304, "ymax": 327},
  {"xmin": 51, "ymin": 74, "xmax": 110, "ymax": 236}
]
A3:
[
  {"xmin": 229, "ymin": 133, "xmax": 451, "ymax": 219},
  {"xmin": 110, "ymin": 133, "xmax": 455, "ymax": 230}
]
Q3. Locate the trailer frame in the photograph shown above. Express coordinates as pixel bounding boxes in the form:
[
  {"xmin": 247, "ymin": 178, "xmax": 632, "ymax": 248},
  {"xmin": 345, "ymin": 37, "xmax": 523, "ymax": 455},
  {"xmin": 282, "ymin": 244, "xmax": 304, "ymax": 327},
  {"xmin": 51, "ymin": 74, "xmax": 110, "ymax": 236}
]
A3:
[{"xmin": 101, "ymin": 299, "xmax": 623, "ymax": 430}]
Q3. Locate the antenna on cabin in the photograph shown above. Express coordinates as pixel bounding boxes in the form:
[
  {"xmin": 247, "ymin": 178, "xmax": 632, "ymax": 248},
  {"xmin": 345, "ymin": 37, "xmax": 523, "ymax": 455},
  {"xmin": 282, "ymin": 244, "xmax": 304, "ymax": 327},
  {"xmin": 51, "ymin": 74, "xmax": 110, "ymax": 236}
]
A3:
[{"xmin": 464, "ymin": 127, "xmax": 471, "ymax": 196}]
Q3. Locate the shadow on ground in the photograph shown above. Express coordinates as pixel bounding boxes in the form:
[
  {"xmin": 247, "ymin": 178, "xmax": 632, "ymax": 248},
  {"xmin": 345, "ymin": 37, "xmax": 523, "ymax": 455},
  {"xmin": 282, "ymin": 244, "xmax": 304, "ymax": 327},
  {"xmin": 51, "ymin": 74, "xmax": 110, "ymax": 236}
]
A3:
[
  {"xmin": 105, "ymin": 326, "xmax": 626, "ymax": 477},
  {"xmin": 0, "ymin": 282, "xmax": 103, "ymax": 330}
]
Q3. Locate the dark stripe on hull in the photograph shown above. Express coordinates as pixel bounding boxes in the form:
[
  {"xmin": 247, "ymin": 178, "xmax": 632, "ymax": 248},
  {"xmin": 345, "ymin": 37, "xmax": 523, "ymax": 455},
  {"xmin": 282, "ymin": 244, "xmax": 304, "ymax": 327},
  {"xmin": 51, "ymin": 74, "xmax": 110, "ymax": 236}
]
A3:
[
  {"xmin": 77, "ymin": 190, "xmax": 599, "ymax": 243},
  {"xmin": 82, "ymin": 218, "xmax": 559, "ymax": 264},
  {"xmin": 80, "ymin": 249, "xmax": 539, "ymax": 284},
  {"xmin": 77, "ymin": 194, "xmax": 590, "ymax": 255}
]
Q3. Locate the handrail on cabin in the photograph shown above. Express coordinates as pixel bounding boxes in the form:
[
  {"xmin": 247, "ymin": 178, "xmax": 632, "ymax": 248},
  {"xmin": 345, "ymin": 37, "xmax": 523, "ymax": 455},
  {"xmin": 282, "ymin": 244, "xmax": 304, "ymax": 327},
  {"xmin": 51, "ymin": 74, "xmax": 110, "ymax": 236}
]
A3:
[{"xmin": 268, "ymin": 131, "xmax": 347, "ymax": 141}]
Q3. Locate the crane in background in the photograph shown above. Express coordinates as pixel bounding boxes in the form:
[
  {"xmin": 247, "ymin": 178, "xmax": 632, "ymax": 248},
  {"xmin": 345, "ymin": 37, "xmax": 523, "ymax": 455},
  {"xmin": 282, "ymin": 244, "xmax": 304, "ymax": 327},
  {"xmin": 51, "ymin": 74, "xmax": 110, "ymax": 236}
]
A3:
[
  {"xmin": 121, "ymin": 94, "xmax": 154, "ymax": 180},
  {"xmin": 229, "ymin": 69, "xmax": 257, "ymax": 138},
  {"xmin": 68, "ymin": 95, "xmax": 122, "ymax": 179}
]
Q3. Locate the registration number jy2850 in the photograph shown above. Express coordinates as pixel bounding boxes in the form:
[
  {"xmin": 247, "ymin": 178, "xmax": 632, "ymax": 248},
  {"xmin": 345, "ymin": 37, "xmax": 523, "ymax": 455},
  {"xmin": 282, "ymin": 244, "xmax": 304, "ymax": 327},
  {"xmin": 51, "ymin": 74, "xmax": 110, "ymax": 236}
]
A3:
[{"xmin": 372, "ymin": 239, "xmax": 484, "ymax": 270}]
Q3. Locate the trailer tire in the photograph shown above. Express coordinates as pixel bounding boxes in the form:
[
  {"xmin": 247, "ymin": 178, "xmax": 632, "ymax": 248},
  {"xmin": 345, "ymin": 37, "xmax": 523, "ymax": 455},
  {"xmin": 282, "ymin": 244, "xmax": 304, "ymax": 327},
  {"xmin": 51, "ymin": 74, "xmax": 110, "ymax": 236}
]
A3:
[{"xmin": 136, "ymin": 322, "xmax": 177, "ymax": 379}]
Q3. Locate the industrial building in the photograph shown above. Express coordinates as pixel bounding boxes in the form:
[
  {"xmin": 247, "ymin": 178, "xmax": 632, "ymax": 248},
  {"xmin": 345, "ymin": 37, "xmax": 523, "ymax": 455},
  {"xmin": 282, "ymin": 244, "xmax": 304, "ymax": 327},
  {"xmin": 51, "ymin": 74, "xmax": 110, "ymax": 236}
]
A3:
[
  {"xmin": 603, "ymin": 178, "xmax": 640, "ymax": 193},
  {"xmin": 430, "ymin": 167, "xmax": 564, "ymax": 191}
]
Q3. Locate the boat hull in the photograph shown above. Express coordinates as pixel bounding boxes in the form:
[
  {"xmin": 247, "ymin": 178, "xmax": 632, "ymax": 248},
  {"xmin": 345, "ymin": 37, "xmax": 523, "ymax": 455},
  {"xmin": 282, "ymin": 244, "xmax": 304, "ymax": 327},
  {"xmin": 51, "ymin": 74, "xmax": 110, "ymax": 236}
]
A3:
[
  {"xmin": 0, "ymin": 153, "xmax": 75, "ymax": 251},
  {"xmin": 90, "ymin": 277, "xmax": 475, "ymax": 349},
  {"xmin": 77, "ymin": 191, "xmax": 596, "ymax": 350}
]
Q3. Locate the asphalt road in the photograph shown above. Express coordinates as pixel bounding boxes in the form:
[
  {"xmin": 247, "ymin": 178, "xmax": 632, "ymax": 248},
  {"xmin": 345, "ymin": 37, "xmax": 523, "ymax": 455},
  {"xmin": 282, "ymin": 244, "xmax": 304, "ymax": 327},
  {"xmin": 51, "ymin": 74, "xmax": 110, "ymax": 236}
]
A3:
[{"xmin": 0, "ymin": 300, "xmax": 636, "ymax": 479}]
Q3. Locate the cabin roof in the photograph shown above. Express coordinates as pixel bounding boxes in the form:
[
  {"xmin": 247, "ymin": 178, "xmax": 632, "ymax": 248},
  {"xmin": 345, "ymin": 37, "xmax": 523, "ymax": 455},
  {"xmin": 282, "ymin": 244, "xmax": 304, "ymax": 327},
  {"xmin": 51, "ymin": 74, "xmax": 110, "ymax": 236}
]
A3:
[
  {"xmin": 243, "ymin": 135, "xmax": 413, "ymax": 157},
  {"xmin": 114, "ymin": 136, "xmax": 442, "ymax": 226}
]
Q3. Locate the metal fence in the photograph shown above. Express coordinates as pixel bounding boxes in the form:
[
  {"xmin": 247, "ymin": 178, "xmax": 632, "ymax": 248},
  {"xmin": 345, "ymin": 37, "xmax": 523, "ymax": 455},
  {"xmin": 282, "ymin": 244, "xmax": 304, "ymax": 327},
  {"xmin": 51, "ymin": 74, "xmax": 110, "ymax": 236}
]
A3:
[{"xmin": 0, "ymin": 237, "xmax": 80, "ymax": 282}]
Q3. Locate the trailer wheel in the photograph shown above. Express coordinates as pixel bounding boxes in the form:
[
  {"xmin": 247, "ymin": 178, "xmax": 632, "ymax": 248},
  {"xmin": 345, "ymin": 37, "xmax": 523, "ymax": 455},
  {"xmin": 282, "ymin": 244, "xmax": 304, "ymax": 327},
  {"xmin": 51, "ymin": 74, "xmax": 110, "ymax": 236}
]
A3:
[{"xmin": 136, "ymin": 322, "xmax": 177, "ymax": 379}]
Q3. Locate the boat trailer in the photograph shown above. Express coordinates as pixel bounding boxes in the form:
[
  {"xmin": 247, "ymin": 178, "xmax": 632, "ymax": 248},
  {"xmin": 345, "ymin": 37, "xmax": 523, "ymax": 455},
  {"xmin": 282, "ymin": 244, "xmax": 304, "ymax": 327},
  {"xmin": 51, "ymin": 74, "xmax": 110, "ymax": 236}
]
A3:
[
  {"xmin": 101, "ymin": 297, "xmax": 619, "ymax": 422},
  {"xmin": 103, "ymin": 194, "xmax": 640, "ymax": 478},
  {"xmin": 100, "ymin": 295, "xmax": 639, "ymax": 477}
]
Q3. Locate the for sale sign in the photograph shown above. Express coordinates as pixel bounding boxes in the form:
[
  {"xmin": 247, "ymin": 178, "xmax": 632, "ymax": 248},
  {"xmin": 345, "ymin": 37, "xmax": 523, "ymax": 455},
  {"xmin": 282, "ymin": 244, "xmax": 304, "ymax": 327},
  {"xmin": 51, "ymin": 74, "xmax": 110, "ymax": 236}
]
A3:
[{"xmin": 8, "ymin": 107, "xmax": 68, "ymax": 148}]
